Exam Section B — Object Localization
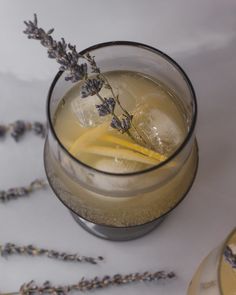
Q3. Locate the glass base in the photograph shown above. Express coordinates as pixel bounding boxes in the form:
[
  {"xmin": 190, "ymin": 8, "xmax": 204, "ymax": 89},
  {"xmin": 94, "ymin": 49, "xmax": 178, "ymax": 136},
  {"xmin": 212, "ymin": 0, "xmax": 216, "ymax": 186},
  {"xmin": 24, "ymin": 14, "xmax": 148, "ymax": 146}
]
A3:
[
  {"xmin": 44, "ymin": 139, "xmax": 199, "ymax": 241},
  {"xmin": 70, "ymin": 210, "xmax": 165, "ymax": 241}
]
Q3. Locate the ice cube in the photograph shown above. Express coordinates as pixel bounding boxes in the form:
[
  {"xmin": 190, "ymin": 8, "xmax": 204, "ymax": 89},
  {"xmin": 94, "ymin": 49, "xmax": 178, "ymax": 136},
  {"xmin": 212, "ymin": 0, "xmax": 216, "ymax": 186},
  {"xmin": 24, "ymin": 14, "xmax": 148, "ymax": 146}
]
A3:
[
  {"xmin": 94, "ymin": 158, "xmax": 147, "ymax": 173},
  {"xmin": 88, "ymin": 158, "xmax": 148, "ymax": 194},
  {"xmin": 71, "ymin": 95, "xmax": 108, "ymax": 128},
  {"xmin": 132, "ymin": 104, "xmax": 183, "ymax": 155}
]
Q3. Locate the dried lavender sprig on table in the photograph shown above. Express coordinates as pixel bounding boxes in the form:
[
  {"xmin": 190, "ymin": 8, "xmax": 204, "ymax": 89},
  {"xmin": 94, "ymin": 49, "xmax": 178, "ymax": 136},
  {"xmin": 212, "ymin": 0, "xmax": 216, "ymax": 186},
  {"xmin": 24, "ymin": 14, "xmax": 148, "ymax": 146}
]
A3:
[
  {"xmin": 0, "ymin": 271, "xmax": 175, "ymax": 295},
  {"xmin": 224, "ymin": 245, "xmax": 236, "ymax": 269},
  {"xmin": 0, "ymin": 121, "xmax": 46, "ymax": 141},
  {"xmin": 0, "ymin": 179, "xmax": 47, "ymax": 203},
  {"xmin": 0, "ymin": 243, "xmax": 103, "ymax": 265},
  {"xmin": 23, "ymin": 14, "xmax": 142, "ymax": 140}
]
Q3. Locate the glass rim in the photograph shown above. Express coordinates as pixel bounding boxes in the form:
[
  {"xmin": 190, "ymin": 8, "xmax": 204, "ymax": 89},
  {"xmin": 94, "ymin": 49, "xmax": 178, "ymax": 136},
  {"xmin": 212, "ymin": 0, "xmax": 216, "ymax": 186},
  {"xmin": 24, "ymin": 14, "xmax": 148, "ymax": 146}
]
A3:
[
  {"xmin": 218, "ymin": 227, "xmax": 236, "ymax": 294},
  {"xmin": 47, "ymin": 40, "xmax": 198, "ymax": 176}
]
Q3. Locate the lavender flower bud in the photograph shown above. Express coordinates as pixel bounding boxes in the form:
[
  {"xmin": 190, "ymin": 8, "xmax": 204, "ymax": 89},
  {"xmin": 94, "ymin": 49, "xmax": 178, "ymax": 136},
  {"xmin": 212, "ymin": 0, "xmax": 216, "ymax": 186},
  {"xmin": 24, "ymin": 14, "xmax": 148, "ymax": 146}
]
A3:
[
  {"xmin": 0, "ymin": 125, "xmax": 7, "ymax": 137},
  {"xmin": 10, "ymin": 120, "xmax": 26, "ymax": 141},
  {"xmin": 96, "ymin": 97, "xmax": 116, "ymax": 116},
  {"xmin": 32, "ymin": 122, "xmax": 46, "ymax": 138},
  {"xmin": 110, "ymin": 116, "xmax": 121, "ymax": 130},
  {"xmin": 81, "ymin": 79, "xmax": 103, "ymax": 98},
  {"xmin": 110, "ymin": 115, "xmax": 132, "ymax": 133},
  {"xmin": 224, "ymin": 245, "xmax": 236, "ymax": 268}
]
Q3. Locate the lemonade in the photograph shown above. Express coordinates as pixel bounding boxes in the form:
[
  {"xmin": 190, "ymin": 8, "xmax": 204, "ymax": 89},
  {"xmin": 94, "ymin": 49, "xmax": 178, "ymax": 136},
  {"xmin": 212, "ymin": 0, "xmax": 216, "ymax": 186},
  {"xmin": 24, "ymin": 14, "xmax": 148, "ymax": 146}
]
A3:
[
  {"xmin": 54, "ymin": 70, "xmax": 187, "ymax": 172},
  {"xmin": 44, "ymin": 69, "xmax": 198, "ymax": 227}
]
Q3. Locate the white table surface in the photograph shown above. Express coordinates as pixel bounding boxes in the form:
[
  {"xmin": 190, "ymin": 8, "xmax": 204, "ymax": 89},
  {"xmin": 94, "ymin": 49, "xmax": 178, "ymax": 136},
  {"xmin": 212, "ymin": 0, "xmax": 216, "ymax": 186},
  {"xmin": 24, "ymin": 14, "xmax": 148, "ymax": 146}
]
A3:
[{"xmin": 0, "ymin": 1, "xmax": 235, "ymax": 294}]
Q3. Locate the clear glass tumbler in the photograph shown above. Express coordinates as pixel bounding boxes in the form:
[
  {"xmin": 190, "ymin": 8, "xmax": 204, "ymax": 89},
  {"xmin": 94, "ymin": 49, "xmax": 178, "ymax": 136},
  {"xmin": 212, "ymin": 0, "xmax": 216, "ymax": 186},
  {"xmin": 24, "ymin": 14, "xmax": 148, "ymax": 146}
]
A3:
[
  {"xmin": 188, "ymin": 228, "xmax": 236, "ymax": 295},
  {"xmin": 44, "ymin": 41, "xmax": 198, "ymax": 241}
]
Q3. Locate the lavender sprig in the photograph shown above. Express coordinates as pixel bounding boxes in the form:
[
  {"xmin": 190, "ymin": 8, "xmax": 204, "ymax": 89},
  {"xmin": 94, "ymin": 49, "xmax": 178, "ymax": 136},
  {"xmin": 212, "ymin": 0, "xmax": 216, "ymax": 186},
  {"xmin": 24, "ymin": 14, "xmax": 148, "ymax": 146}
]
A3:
[
  {"xmin": 0, "ymin": 121, "xmax": 46, "ymax": 141},
  {"xmin": 224, "ymin": 245, "xmax": 236, "ymax": 269},
  {"xmin": 0, "ymin": 271, "xmax": 175, "ymax": 295},
  {"xmin": 23, "ymin": 14, "xmax": 135, "ymax": 135},
  {"xmin": 84, "ymin": 52, "xmax": 100, "ymax": 74},
  {"xmin": 23, "ymin": 15, "xmax": 87, "ymax": 83},
  {"xmin": 0, "ymin": 243, "xmax": 103, "ymax": 265},
  {"xmin": 0, "ymin": 179, "xmax": 47, "ymax": 203}
]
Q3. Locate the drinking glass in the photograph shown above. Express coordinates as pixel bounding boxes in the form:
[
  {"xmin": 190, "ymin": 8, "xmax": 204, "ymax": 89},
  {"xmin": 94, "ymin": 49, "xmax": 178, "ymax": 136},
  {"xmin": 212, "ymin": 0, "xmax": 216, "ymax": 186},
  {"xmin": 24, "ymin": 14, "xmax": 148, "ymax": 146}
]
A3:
[
  {"xmin": 188, "ymin": 228, "xmax": 236, "ymax": 294},
  {"xmin": 44, "ymin": 41, "xmax": 198, "ymax": 241}
]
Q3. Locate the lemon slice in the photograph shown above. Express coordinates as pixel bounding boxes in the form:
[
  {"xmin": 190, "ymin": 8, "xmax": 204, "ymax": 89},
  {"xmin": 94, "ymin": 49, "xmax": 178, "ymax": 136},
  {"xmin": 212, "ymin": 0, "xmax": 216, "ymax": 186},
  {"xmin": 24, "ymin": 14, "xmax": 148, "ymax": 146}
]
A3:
[
  {"xmin": 100, "ymin": 134, "xmax": 167, "ymax": 162},
  {"xmin": 69, "ymin": 123, "xmax": 108, "ymax": 156},
  {"xmin": 82, "ymin": 146, "xmax": 158, "ymax": 165},
  {"xmin": 69, "ymin": 123, "xmax": 166, "ymax": 165}
]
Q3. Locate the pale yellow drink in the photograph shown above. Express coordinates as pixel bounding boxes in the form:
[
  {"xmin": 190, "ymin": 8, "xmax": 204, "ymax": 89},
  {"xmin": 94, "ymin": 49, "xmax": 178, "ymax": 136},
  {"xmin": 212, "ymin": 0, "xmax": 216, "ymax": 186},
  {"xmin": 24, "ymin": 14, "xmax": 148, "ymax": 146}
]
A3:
[
  {"xmin": 54, "ymin": 70, "xmax": 187, "ymax": 170},
  {"xmin": 49, "ymin": 70, "xmax": 197, "ymax": 226}
]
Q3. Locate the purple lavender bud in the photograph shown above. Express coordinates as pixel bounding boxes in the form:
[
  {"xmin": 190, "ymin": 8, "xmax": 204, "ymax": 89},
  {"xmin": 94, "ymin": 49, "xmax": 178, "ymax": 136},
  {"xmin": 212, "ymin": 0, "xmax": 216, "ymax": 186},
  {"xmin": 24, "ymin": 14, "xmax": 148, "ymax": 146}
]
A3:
[
  {"xmin": 0, "ymin": 125, "xmax": 7, "ymax": 137},
  {"xmin": 81, "ymin": 79, "xmax": 103, "ymax": 98},
  {"xmin": 32, "ymin": 122, "xmax": 46, "ymax": 137},
  {"xmin": 11, "ymin": 120, "xmax": 26, "ymax": 141},
  {"xmin": 96, "ymin": 97, "xmax": 116, "ymax": 116}
]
